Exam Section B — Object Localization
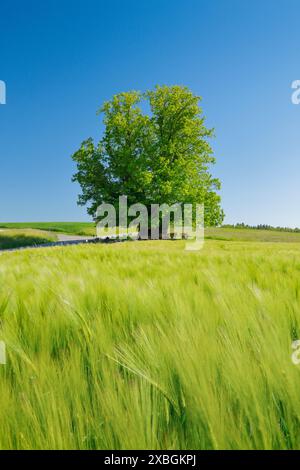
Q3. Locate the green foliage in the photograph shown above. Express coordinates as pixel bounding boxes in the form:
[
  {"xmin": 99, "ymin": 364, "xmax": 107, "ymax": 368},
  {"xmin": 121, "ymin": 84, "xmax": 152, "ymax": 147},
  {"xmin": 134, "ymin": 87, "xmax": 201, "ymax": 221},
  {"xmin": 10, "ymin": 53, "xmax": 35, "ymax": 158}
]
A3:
[
  {"xmin": 1, "ymin": 240, "xmax": 300, "ymax": 449},
  {"xmin": 72, "ymin": 85, "xmax": 224, "ymax": 226}
]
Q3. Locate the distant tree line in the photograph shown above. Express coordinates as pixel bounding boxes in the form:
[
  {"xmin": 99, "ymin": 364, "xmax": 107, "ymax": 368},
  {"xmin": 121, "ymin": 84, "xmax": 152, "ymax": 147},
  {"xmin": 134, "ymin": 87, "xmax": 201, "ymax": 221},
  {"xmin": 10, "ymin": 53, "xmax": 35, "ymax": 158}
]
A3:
[{"xmin": 222, "ymin": 223, "xmax": 300, "ymax": 233}]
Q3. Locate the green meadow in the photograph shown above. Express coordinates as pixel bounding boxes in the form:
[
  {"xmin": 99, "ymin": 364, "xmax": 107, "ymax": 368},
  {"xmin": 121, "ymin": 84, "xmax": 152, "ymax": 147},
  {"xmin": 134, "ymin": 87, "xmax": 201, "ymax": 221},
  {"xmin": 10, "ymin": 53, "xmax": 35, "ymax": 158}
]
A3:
[
  {"xmin": 1, "ymin": 235, "xmax": 300, "ymax": 449},
  {"xmin": 2, "ymin": 222, "xmax": 300, "ymax": 242},
  {"xmin": 0, "ymin": 229, "xmax": 57, "ymax": 250},
  {"xmin": 0, "ymin": 222, "xmax": 96, "ymax": 237}
]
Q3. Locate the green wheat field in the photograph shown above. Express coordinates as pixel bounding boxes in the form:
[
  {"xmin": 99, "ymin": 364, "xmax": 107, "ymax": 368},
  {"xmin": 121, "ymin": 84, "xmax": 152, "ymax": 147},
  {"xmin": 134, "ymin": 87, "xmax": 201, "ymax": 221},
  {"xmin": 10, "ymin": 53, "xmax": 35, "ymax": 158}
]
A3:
[{"xmin": 1, "ymin": 228, "xmax": 300, "ymax": 449}]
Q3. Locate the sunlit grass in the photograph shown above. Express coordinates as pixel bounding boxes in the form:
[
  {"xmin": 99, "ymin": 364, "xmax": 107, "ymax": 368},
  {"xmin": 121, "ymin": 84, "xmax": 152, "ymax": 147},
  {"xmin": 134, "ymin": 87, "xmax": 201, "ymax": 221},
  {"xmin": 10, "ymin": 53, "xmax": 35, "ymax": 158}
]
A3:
[
  {"xmin": 0, "ymin": 239, "xmax": 300, "ymax": 449},
  {"xmin": 205, "ymin": 227, "xmax": 300, "ymax": 243},
  {"xmin": 2, "ymin": 223, "xmax": 300, "ymax": 243},
  {"xmin": 0, "ymin": 229, "xmax": 57, "ymax": 250},
  {"xmin": 0, "ymin": 222, "xmax": 96, "ymax": 236}
]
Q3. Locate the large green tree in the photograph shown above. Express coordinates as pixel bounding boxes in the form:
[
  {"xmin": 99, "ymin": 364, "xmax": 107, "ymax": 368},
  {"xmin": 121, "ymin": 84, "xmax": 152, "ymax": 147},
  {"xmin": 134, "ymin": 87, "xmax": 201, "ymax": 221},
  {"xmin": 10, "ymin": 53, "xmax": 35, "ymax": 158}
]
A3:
[{"xmin": 72, "ymin": 85, "xmax": 224, "ymax": 225}]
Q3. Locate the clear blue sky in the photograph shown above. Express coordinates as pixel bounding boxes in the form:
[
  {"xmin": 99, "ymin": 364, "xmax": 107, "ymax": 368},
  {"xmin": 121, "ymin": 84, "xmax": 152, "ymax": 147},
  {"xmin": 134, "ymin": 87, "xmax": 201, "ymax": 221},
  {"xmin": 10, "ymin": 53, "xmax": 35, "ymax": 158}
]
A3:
[{"xmin": 1, "ymin": 0, "xmax": 300, "ymax": 226}]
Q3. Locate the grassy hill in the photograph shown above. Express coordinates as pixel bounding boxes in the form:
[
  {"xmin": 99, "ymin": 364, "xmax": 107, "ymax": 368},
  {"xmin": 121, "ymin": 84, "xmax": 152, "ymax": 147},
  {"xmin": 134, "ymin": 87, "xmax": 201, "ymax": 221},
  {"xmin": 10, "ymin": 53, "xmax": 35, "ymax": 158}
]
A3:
[
  {"xmin": 0, "ymin": 222, "xmax": 96, "ymax": 236},
  {"xmin": 1, "ymin": 238, "xmax": 300, "ymax": 449},
  {"xmin": 0, "ymin": 229, "xmax": 57, "ymax": 250},
  {"xmin": 1, "ymin": 223, "xmax": 300, "ymax": 243},
  {"xmin": 205, "ymin": 227, "xmax": 300, "ymax": 243}
]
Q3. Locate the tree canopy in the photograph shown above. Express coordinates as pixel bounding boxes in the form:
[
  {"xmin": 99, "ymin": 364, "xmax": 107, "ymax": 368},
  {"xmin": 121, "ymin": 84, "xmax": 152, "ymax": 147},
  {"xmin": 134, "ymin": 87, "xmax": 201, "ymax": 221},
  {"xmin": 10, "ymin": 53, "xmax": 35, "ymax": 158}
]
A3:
[{"xmin": 72, "ymin": 85, "xmax": 224, "ymax": 226}]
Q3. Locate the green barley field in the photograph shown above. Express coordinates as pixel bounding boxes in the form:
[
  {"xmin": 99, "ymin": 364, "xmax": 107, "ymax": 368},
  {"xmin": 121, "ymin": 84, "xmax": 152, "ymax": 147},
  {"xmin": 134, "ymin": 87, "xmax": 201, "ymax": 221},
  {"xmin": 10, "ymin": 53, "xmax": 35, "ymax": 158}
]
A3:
[{"xmin": 1, "ymin": 233, "xmax": 300, "ymax": 449}]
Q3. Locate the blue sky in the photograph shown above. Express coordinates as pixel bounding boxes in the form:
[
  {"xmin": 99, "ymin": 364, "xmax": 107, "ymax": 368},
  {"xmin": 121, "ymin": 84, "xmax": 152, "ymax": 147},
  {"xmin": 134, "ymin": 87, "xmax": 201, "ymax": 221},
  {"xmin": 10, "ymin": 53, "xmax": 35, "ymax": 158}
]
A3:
[{"xmin": 0, "ymin": 0, "xmax": 300, "ymax": 225}]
